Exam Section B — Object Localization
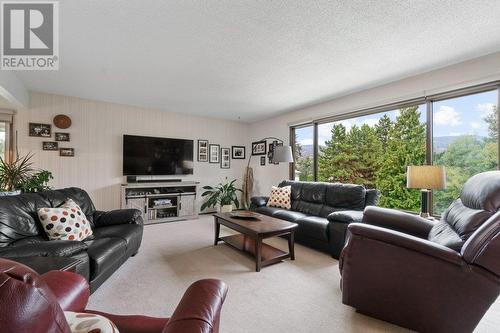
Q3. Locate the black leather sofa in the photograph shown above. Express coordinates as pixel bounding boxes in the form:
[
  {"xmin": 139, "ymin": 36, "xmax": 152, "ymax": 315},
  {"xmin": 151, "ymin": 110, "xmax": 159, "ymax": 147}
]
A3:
[
  {"xmin": 0, "ymin": 187, "xmax": 143, "ymax": 292},
  {"xmin": 251, "ymin": 180, "xmax": 380, "ymax": 258}
]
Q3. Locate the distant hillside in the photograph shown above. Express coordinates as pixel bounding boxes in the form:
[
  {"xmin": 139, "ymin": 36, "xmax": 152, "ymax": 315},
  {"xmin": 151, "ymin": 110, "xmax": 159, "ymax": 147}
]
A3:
[
  {"xmin": 298, "ymin": 144, "xmax": 314, "ymax": 158},
  {"xmin": 298, "ymin": 135, "xmax": 486, "ymax": 157},
  {"xmin": 433, "ymin": 135, "xmax": 485, "ymax": 153}
]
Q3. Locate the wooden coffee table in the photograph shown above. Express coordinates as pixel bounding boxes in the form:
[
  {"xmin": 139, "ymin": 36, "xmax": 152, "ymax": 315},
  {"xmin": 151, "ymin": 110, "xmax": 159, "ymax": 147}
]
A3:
[{"xmin": 214, "ymin": 212, "xmax": 298, "ymax": 272}]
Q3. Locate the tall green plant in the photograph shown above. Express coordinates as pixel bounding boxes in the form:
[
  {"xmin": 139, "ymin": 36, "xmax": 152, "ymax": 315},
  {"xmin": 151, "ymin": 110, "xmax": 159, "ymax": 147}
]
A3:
[
  {"xmin": 0, "ymin": 154, "xmax": 35, "ymax": 191},
  {"xmin": 0, "ymin": 153, "xmax": 53, "ymax": 192},
  {"xmin": 201, "ymin": 179, "xmax": 242, "ymax": 211}
]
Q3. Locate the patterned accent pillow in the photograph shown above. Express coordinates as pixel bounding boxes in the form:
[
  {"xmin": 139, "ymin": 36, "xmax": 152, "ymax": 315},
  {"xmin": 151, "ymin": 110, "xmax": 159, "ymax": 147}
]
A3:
[
  {"xmin": 38, "ymin": 199, "xmax": 93, "ymax": 241},
  {"xmin": 267, "ymin": 186, "xmax": 291, "ymax": 209},
  {"xmin": 64, "ymin": 311, "xmax": 120, "ymax": 333}
]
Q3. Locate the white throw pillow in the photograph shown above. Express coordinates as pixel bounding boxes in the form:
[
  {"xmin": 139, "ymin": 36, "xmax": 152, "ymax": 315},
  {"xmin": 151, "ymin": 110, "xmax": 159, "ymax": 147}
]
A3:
[
  {"xmin": 267, "ymin": 186, "xmax": 291, "ymax": 209},
  {"xmin": 37, "ymin": 199, "xmax": 93, "ymax": 241},
  {"xmin": 64, "ymin": 311, "xmax": 119, "ymax": 333}
]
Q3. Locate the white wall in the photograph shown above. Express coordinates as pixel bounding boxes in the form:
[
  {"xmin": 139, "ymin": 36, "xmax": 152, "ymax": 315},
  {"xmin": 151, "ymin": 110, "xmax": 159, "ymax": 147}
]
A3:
[
  {"xmin": 0, "ymin": 72, "xmax": 29, "ymax": 108},
  {"xmin": 15, "ymin": 92, "xmax": 249, "ymax": 211},
  {"xmin": 248, "ymin": 51, "xmax": 500, "ymax": 195}
]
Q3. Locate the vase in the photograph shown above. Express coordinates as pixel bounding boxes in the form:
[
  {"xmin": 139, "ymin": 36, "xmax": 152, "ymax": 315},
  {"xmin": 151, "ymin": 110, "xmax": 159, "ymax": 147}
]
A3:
[{"xmin": 220, "ymin": 204, "xmax": 233, "ymax": 213}]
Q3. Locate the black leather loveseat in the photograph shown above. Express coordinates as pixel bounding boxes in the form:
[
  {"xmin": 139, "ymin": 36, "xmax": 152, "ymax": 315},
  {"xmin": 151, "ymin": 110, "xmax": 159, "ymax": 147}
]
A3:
[
  {"xmin": 251, "ymin": 180, "xmax": 379, "ymax": 258},
  {"xmin": 0, "ymin": 187, "xmax": 143, "ymax": 292}
]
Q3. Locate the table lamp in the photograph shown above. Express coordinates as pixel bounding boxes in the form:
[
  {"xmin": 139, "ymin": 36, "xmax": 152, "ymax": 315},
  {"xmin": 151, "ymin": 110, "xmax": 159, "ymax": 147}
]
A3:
[{"xmin": 407, "ymin": 165, "xmax": 446, "ymax": 218}]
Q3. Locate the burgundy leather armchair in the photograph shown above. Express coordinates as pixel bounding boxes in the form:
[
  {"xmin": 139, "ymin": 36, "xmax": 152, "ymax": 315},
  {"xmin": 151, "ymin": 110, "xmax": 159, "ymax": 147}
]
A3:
[
  {"xmin": 339, "ymin": 171, "xmax": 500, "ymax": 333},
  {"xmin": 0, "ymin": 258, "xmax": 228, "ymax": 333}
]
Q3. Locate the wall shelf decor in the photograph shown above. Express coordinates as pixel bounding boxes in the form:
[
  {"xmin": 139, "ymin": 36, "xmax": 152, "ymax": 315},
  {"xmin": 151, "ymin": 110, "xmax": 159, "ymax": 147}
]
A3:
[
  {"xmin": 231, "ymin": 146, "xmax": 245, "ymax": 159},
  {"xmin": 55, "ymin": 132, "xmax": 70, "ymax": 141},
  {"xmin": 221, "ymin": 148, "xmax": 230, "ymax": 169},
  {"xmin": 197, "ymin": 139, "xmax": 208, "ymax": 162},
  {"xmin": 209, "ymin": 144, "xmax": 220, "ymax": 163},
  {"xmin": 29, "ymin": 123, "xmax": 51, "ymax": 137},
  {"xmin": 59, "ymin": 148, "xmax": 74, "ymax": 157},
  {"xmin": 53, "ymin": 115, "xmax": 72, "ymax": 129},
  {"xmin": 42, "ymin": 142, "xmax": 58, "ymax": 151},
  {"xmin": 251, "ymin": 140, "xmax": 266, "ymax": 155}
]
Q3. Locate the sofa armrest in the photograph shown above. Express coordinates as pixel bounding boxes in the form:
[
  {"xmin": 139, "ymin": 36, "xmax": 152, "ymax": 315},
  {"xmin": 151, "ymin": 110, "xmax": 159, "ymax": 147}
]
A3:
[
  {"xmin": 41, "ymin": 271, "xmax": 90, "ymax": 312},
  {"xmin": 362, "ymin": 206, "xmax": 435, "ymax": 239},
  {"xmin": 163, "ymin": 279, "xmax": 228, "ymax": 333},
  {"xmin": 93, "ymin": 209, "xmax": 143, "ymax": 228},
  {"xmin": 345, "ymin": 223, "xmax": 463, "ymax": 266},
  {"xmin": 327, "ymin": 210, "xmax": 364, "ymax": 224},
  {"xmin": 250, "ymin": 196, "xmax": 269, "ymax": 209},
  {"xmin": 364, "ymin": 189, "xmax": 380, "ymax": 206},
  {"xmin": 0, "ymin": 241, "xmax": 88, "ymax": 258}
]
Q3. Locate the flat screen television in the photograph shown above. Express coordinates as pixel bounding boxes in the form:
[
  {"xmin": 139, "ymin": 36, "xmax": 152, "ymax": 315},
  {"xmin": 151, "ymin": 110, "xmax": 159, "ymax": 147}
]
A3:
[{"xmin": 123, "ymin": 135, "xmax": 194, "ymax": 175}]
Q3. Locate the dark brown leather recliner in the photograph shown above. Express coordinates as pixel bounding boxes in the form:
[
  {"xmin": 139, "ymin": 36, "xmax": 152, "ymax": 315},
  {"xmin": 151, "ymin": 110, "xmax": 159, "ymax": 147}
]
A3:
[
  {"xmin": 339, "ymin": 171, "xmax": 500, "ymax": 333},
  {"xmin": 0, "ymin": 258, "xmax": 228, "ymax": 333}
]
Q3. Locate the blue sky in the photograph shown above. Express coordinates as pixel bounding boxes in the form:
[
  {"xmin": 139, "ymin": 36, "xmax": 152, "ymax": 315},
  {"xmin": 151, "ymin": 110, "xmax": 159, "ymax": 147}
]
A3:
[{"xmin": 296, "ymin": 90, "xmax": 498, "ymax": 146}]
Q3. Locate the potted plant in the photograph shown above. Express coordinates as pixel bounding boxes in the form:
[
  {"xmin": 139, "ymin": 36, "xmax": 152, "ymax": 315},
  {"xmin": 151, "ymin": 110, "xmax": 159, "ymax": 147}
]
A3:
[
  {"xmin": 0, "ymin": 153, "xmax": 53, "ymax": 196},
  {"xmin": 201, "ymin": 179, "xmax": 242, "ymax": 213}
]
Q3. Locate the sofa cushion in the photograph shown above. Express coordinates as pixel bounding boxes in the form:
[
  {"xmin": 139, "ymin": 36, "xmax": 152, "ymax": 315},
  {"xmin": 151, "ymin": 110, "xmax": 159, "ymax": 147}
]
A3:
[
  {"xmin": 0, "ymin": 240, "xmax": 88, "ymax": 258},
  {"xmin": 267, "ymin": 186, "xmax": 291, "ymax": 209},
  {"xmin": 85, "ymin": 238, "xmax": 127, "ymax": 279},
  {"xmin": 38, "ymin": 188, "xmax": 96, "ymax": 225},
  {"xmin": 64, "ymin": 311, "xmax": 119, "ymax": 333},
  {"xmin": 37, "ymin": 199, "xmax": 93, "ymax": 241},
  {"xmin": 365, "ymin": 189, "xmax": 381, "ymax": 207},
  {"xmin": 441, "ymin": 199, "xmax": 492, "ymax": 240},
  {"xmin": 296, "ymin": 216, "xmax": 329, "ymax": 241},
  {"xmin": 428, "ymin": 221, "xmax": 464, "ymax": 251},
  {"xmin": 0, "ymin": 193, "xmax": 51, "ymax": 247},
  {"xmin": 300, "ymin": 182, "xmax": 327, "ymax": 204},
  {"xmin": 92, "ymin": 224, "xmax": 142, "ymax": 256},
  {"xmin": 327, "ymin": 210, "xmax": 364, "ymax": 224},
  {"xmin": 254, "ymin": 206, "xmax": 284, "ymax": 216},
  {"xmin": 273, "ymin": 210, "xmax": 307, "ymax": 222},
  {"xmin": 325, "ymin": 183, "xmax": 366, "ymax": 210}
]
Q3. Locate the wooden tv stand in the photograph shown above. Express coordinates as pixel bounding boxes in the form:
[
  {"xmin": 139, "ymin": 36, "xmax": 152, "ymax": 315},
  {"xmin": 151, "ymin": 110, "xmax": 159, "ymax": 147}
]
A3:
[{"xmin": 121, "ymin": 181, "xmax": 199, "ymax": 224}]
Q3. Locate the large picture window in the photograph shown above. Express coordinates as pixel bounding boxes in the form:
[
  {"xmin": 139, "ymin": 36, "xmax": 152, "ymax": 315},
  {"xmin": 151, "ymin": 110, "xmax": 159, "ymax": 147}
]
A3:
[
  {"xmin": 293, "ymin": 125, "xmax": 314, "ymax": 181},
  {"xmin": 432, "ymin": 90, "xmax": 498, "ymax": 215},
  {"xmin": 291, "ymin": 83, "xmax": 500, "ymax": 215},
  {"xmin": 316, "ymin": 105, "xmax": 426, "ymax": 211}
]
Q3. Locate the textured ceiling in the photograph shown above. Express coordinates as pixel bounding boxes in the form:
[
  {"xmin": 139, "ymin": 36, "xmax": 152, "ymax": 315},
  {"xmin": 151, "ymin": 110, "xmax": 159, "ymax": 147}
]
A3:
[{"xmin": 14, "ymin": 0, "xmax": 500, "ymax": 122}]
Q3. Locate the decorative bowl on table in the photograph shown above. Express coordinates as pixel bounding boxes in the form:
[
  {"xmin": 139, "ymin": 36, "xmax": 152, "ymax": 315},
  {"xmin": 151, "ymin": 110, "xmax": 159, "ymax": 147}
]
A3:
[{"xmin": 229, "ymin": 211, "xmax": 261, "ymax": 220}]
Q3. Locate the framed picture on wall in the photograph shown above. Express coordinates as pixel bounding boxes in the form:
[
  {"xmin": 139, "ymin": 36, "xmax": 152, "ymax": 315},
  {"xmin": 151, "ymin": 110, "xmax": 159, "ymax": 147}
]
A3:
[
  {"xmin": 197, "ymin": 139, "xmax": 208, "ymax": 162},
  {"xmin": 42, "ymin": 141, "xmax": 58, "ymax": 151},
  {"xmin": 251, "ymin": 140, "xmax": 266, "ymax": 155},
  {"xmin": 260, "ymin": 156, "xmax": 266, "ymax": 166},
  {"xmin": 221, "ymin": 148, "xmax": 230, "ymax": 169},
  {"xmin": 209, "ymin": 144, "xmax": 220, "ymax": 163},
  {"xmin": 55, "ymin": 132, "xmax": 70, "ymax": 141},
  {"xmin": 269, "ymin": 141, "xmax": 282, "ymax": 164},
  {"xmin": 29, "ymin": 123, "xmax": 51, "ymax": 137},
  {"xmin": 231, "ymin": 146, "xmax": 245, "ymax": 159},
  {"xmin": 59, "ymin": 148, "xmax": 75, "ymax": 157}
]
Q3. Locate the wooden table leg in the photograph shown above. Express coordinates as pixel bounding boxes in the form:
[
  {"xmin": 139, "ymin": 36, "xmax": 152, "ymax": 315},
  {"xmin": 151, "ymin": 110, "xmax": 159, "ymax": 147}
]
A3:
[
  {"xmin": 214, "ymin": 217, "xmax": 220, "ymax": 246},
  {"xmin": 255, "ymin": 236, "xmax": 262, "ymax": 272},
  {"xmin": 288, "ymin": 231, "xmax": 295, "ymax": 260}
]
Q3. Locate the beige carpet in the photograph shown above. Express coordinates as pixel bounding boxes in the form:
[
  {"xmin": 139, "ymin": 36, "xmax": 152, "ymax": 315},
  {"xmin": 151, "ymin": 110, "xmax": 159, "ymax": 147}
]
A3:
[{"xmin": 88, "ymin": 215, "xmax": 499, "ymax": 333}]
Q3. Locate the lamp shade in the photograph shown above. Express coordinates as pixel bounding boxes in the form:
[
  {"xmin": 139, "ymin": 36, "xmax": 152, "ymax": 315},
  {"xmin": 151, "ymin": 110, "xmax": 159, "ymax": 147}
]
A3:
[
  {"xmin": 407, "ymin": 165, "xmax": 446, "ymax": 189},
  {"xmin": 273, "ymin": 145, "xmax": 294, "ymax": 163}
]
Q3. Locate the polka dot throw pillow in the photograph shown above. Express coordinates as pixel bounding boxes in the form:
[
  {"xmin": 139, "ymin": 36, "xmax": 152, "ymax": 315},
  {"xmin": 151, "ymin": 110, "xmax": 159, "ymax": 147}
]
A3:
[
  {"xmin": 266, "ymin": 186, "xmax": 291, "ymax": 209},
  {"xmin": 64, "ymin": 311, "xmax": 120, "ymax": 333},
  {"xmin": 38, "ymin": 199, "xmax": 93, "ymax": 241}
]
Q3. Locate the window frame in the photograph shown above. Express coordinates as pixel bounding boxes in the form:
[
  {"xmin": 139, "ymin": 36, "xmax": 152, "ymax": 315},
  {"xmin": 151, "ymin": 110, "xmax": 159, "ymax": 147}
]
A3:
[{"xmin": 290, "ymin": 81, "xmax": 500, "ymax": 216}]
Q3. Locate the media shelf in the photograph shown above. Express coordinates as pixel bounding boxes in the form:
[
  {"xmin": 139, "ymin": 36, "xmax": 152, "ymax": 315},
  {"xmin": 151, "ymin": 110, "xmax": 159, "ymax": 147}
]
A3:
[{"xmin": 121, "ymin": 181, "xmax": 199, "ymax": 224}]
